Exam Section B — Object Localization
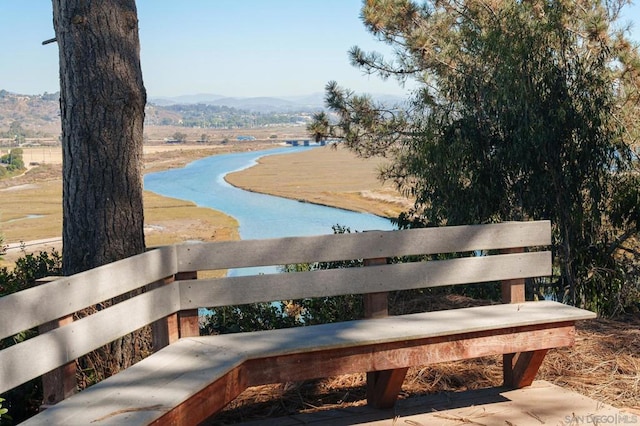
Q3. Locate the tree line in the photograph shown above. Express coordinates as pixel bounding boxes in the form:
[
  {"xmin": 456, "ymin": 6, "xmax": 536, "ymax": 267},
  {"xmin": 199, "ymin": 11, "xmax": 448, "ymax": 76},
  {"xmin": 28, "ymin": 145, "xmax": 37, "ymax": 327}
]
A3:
[{"xmin": 157, "ymin": 103, "xmax": 311, "ymax": 128}]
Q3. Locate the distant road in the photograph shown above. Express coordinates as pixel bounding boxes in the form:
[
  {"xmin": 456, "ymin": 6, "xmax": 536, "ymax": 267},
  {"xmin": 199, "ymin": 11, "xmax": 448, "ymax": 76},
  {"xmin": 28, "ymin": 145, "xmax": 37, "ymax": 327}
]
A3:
[{"xmin": 4, "ymin": 237, "xmax": 62, "ymax": 254}]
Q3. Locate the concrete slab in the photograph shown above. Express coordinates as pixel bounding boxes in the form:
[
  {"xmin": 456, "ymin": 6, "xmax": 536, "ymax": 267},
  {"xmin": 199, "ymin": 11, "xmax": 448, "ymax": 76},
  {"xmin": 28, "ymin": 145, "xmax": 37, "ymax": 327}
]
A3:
[{"xmin": 235, "ymin": 381, "xmax": 638, "ymax": 426}]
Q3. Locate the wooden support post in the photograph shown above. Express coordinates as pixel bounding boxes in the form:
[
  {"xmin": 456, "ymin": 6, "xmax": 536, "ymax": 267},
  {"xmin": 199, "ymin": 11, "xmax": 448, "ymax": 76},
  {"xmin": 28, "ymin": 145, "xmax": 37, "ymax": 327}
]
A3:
[
  {"xmin": 36, "ymin": 277, "xmax": 77, "ymax": 409},
  {"xmin": 363, "ymin": 257, "xmax": 407, "ymax": 408},
  {"xmin": 363, "ymin": 257, "xmax": 388, "ymax": 319},
  {"xmin": 149, "ymin": 276, "xmax": 180, "ymax": 351},
  {"xmin": 501, "ymin": 247, "xmax": 525, "ymax": 304},
  {"xmin": 366, "ymin": 367, "xmax": 410, "ymax": 409},
  {"xmin": 504, "ymin": 349, "xmax": 550, "ymax": 388},
  {"xmin": 500, "ymin": 247, "xmax": 548, "ymax": 387},
  {"xmin": 176, "ymin": 271, "xmax": 200, "ymax": 338}
]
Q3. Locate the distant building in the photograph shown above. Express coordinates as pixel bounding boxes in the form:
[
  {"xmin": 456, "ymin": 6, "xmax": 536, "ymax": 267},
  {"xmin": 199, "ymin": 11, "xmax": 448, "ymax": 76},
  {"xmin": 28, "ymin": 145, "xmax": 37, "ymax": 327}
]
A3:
[{"xmin": 237, "ymin": 136, "xmax": 256, "ymax": 141}]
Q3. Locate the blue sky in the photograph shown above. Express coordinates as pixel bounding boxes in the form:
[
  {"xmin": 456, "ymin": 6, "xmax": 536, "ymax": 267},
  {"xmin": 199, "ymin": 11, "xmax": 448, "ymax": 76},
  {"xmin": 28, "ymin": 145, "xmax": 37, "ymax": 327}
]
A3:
[{"xmin": 1, "ymin": 1, "xmax": 638, "ymax": 99}]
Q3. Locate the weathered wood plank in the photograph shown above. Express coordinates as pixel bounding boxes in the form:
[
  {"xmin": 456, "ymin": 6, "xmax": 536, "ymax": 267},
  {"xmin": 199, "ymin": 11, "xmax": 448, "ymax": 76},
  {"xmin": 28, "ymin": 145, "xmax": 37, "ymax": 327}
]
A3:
[
  {"xmin": 501, "ymin": 247, "xmax": 526, "ymax": 304},
  {"xmin": 363, "ymin": 257, "xmax": 389, "ymax": 319},
  {"xmin": 150, "ymin": 365, "xmax": 248, "ymax": 426},
  {"xmin": 0, "ymin": 283, "xmax": 180, "ymax": 395},
  {"xmin": 242, "ymin": 324, "xmax": 576, "ymax": 386},
  {"xmin": 39, "ymin": 315, "xmax": 76, "ymax": 406},
  {"xmin": 175, "ymin": 271, "xmax": 200, "ymax": 338},
  {"xmin": 19, "ymin": 337, "xmax": 246, "ymax": 425},
  {"xmin": 179, "ymin": 251, "xmax": 551, "ymax": 308},
  {"xmin": 176, "ymin": 221, "xmax": 551, "ymax": 272},
  {"xmin": 0, "ymin": 246, "xmax": 177, "ymax": 339}
]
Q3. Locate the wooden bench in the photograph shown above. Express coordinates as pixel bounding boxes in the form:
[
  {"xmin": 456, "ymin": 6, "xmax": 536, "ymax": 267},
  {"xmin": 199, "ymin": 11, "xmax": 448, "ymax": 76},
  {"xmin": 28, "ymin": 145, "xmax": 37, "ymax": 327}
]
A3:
[{"xmin": 0, "ymin": 220, "xmax": 596, "ymax": 425}]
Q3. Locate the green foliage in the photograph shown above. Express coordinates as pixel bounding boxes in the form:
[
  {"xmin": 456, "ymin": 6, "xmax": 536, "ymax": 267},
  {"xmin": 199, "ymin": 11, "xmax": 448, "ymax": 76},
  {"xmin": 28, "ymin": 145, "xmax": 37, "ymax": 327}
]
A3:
[
  {"xmin": 0, "ymin": 250, "xmax": 62, "ymax": 297},
  {"xmin": 310, "ymin": 0, "xmax": 640, "ymax": 316},
  {"xmin": 0, "ymin": 149, "xmax": 25, "ymax": 172},
  {"xmin": 0, "ymin": 398, "xmax": 12, "ymax": 425},
  {"xmin": 201, "ymin": 303, "xmax": 300, "ymax": 335},
  {"xmin": 0, "ymin": 122, "xmax": 28, "ymax": 144}
]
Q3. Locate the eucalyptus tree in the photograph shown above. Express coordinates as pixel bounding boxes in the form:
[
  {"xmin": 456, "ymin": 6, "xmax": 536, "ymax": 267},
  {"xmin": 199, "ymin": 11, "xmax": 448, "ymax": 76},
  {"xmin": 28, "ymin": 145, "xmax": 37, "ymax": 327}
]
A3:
[{"xmin": 311, "ymin": 0, "xmax": 640, "ymax": 314}]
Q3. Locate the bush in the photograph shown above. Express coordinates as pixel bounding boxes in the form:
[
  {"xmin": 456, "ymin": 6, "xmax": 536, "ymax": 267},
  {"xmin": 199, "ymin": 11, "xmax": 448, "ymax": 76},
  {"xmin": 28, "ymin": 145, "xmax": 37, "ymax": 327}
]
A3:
[
  {"xmin": 0, "ymin": 250, "xmax": 62, "ymax": 297},
  {"xmin": 0, "ymin": 149, "xmax": 25, "ymax": 173},
  {"xmin": 0, "ymin": 397, "xmax": 12, "ymax": 426}
]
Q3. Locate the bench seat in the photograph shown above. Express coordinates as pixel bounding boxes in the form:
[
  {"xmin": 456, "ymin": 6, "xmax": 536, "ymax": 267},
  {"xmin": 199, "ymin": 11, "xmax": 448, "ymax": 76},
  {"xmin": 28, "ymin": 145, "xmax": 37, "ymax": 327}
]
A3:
[{"xmin": 24, "ymin": 300, "xmax": 595, "ymax": 425}]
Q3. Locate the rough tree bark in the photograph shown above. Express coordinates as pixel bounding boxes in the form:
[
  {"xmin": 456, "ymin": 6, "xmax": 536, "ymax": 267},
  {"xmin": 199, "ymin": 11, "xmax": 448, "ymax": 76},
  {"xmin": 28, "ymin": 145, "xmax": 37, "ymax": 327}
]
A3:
[
  {"xmin": 52, "ymin": 0, "xmax": 146, "ymax": 276},
  {"xmin": 52, "ymin": 0, "xmax": 148, "ymax": 379}
]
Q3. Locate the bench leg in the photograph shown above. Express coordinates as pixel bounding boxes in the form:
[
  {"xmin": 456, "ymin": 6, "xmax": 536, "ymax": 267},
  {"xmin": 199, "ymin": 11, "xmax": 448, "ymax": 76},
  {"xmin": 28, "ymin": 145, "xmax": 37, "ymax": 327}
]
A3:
[
  {"xmin": 503, "ymin": 349, "xmax": 549, "ymax": 388},
  {"xmin": 366, "ymin": 367, "xmax": 409, "ymax": 409}
]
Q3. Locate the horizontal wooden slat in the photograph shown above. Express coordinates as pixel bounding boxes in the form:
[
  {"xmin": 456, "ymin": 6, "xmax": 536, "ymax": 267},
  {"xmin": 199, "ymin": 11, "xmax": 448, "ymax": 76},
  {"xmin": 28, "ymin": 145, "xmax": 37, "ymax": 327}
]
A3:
[
  {"xmin": 0, "ymin": 246, "xmax": 177, "ymax": 340},
  {"xmin": 243, "ymin": 324, "xmax": 575, "ymax": 386},
  {"xmin": 179, "ymin": 251, "xmax": 551, "ymax": 309},
  {"xmin": 22, "ymin": 301, "xmax": 594, "ymax": 425},
  {"xmin": 175, "ymin": 221, "xmax": 551, "ymax": 272},
  {"xmin": 0, "ymin": 283, "xmax": 180, "ymax": 395}
]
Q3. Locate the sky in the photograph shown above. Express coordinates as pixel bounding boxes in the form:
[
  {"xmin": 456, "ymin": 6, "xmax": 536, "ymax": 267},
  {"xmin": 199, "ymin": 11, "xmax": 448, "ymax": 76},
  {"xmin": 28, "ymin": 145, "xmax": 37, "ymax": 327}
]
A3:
[{"xmin": 0, "ymin": 0, "xmax": 639, "ymax": 99}]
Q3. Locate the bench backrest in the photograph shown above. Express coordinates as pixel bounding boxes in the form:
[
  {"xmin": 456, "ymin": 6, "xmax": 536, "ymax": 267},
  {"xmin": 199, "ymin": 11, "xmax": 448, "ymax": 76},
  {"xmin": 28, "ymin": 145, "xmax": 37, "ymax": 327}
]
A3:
[{"xmin": 0, "ymin": 220, "xmax": 551, "ymax": 395}]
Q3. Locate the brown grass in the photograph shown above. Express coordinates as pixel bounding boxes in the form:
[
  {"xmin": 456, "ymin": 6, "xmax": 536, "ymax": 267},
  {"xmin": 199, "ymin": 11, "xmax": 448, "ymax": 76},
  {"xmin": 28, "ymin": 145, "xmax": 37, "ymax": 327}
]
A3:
[{"xmin": 225, "ymin": 145, "xmax": 413, "ymax": 218}]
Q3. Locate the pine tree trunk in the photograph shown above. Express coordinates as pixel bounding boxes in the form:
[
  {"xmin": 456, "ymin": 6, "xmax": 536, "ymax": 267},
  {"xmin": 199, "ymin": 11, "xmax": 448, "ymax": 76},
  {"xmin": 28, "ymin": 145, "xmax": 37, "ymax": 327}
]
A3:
[
  {"xmin": 52, "ymin": 0, "xmax": 148, "ymax": 381},
  {"xmin": 53, "ymin": 0, "xmax": 146, "ymax": 276}
]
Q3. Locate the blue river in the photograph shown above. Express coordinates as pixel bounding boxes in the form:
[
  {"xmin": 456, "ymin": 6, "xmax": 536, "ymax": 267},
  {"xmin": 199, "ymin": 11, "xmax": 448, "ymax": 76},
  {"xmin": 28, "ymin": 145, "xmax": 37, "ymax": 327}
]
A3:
[{"xmin": 144, "ymin": 146, "xmax": 396, "ymax": 273}]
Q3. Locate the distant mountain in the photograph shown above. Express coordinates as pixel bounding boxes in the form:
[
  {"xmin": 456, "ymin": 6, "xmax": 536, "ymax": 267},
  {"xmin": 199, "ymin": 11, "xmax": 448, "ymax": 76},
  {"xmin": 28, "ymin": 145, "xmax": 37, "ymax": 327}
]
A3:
[
  {"xmin": 148, "ymin": 91, "xmax": 407, "ymax": 113},
  {"xmin": 0, "ymin": 89, "xmax": 409, "ymax": 131},
  {"xmin": 149, "ymin": 94, "xmax": 324, "ymax": 113},
  {"xmin": 0, "ymin": 90, "xmax": 60, "ymax": 132},
  {"xmin": 150, "ymin": 93, "xmax": 226, "ymax": 106}
]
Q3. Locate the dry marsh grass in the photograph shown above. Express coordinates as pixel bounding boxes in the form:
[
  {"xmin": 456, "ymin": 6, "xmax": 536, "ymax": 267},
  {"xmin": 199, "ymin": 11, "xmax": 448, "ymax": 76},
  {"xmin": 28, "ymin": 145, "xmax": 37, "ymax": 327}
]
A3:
[{"xmin": 225, "ymin": 145, "xmax": 413, "ymax": 218}]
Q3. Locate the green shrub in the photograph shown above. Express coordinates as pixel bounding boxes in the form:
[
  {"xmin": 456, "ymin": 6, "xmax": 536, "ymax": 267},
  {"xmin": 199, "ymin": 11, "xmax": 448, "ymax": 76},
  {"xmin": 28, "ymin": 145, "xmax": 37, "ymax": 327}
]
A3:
[{"xmin": 0, "ymin": 398, "xmax": 12, "ymax": 425}]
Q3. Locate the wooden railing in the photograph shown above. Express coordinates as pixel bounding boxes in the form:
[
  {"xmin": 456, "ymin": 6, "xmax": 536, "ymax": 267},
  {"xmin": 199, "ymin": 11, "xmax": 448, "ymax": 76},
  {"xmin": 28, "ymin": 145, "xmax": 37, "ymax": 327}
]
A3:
[{"xmin": 0, "ymin": 220, "xmax": 596, "ymax": 425}]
